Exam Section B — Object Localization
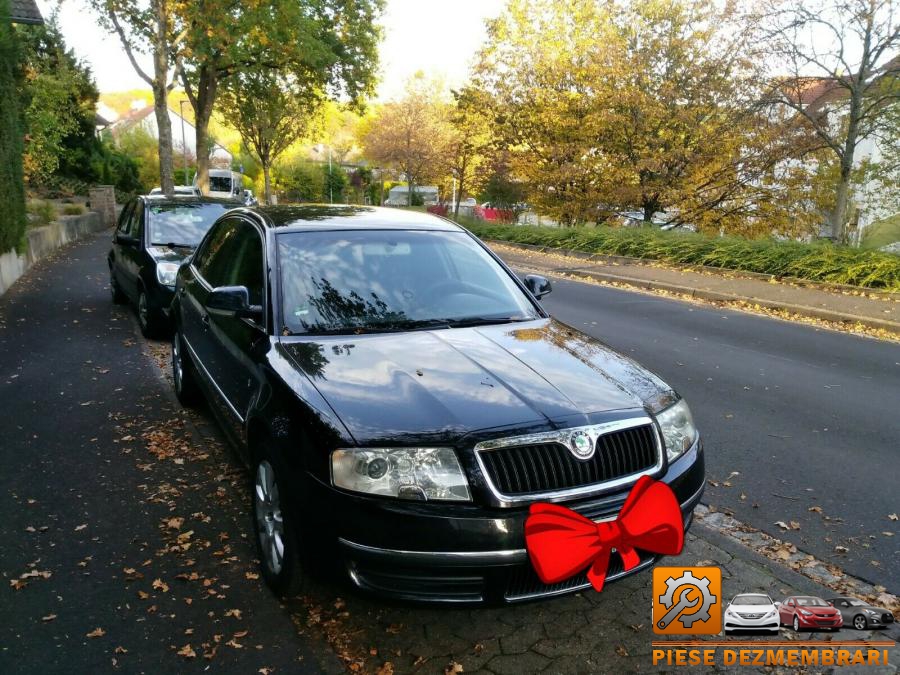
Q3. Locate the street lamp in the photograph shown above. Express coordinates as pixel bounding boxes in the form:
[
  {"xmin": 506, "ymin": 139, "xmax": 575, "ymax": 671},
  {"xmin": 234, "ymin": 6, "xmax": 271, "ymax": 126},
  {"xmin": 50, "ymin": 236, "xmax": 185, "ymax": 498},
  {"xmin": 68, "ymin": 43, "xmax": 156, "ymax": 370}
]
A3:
[{"xmin": 178, "ymin": 100, "xmax": 189, "ymax": 186}]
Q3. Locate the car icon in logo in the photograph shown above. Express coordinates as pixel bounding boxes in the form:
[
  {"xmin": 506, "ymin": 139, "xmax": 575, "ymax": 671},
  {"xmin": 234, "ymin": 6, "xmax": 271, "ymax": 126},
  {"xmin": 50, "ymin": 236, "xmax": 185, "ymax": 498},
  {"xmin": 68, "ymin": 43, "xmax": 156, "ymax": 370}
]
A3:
[{"xmin": 569, "ymin": 430, "xmax": 594, "ymax": 459}]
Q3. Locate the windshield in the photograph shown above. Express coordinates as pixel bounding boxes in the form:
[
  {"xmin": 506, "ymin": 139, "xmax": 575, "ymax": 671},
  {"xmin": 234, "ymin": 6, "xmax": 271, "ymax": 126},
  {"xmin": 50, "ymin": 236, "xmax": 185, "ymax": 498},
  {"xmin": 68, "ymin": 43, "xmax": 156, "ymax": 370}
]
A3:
[
  {"xmin": 209, "ymin": 176, "xmax": 233, "ymax": 193},
  {"xmin": 277, "ymin": 229, "xmax": 541, "ymax": 335},
  {"xmin": 733, "ymin": 595, "xmax": 771, "ymax": 606},
  {"xmin": 148, "ymin": 203, "xmax": 230, "ymax": 247},
  {"xmin": 796, "ymin": 598, "xmax": 829, "ymax": 607}
]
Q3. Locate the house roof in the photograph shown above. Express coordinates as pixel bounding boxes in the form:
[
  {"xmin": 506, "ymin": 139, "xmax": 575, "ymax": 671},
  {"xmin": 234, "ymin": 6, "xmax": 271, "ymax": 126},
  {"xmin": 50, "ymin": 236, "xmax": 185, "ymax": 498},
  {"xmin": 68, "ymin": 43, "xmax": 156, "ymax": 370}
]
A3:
[
  {"xmin": 109, "ymin": 105, "xmax": 233, "ymax": 157},
  {"xmin": 7, "ymin": 0, "xmax": 43, "ymax": 24}
]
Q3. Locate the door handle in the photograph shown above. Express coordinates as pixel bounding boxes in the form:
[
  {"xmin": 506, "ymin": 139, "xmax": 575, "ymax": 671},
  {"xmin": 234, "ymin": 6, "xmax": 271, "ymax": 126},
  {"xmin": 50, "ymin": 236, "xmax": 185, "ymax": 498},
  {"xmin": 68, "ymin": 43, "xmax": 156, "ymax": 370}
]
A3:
[
  {"xmin": 179, "ymin": 287, "xmax": 186, "ymax": 297},
  {"xmin": 201, "ymin": 314, "xmax": 210, "ymax": 327}
]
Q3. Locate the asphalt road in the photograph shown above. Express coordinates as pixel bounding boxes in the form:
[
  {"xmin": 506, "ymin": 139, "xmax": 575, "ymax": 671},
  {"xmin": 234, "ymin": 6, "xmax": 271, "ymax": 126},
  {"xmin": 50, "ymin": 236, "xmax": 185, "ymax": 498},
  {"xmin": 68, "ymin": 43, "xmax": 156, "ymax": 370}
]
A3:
[{"xmin": 535, "ymin": 275, "xmax": 900, "ymax": 591}]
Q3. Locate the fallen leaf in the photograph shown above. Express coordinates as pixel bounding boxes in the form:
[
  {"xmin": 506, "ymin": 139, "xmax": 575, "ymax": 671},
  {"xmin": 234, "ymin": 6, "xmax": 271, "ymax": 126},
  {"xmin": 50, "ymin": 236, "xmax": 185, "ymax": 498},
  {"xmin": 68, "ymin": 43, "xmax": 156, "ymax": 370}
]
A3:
[
  {"xmin": 114, "ymin": 646, "xmax": 128, "ymax": 654},
  {"xmin": 444, "ymin": 662, "xmax": 464, "ymax": 675},
  {"xmin": 233, "ymin": 630, "xmax": 249, "ymax": 639},
  {"xmin": 74, "ymin": 524, "xmax": 87, "ymax": 531},
  {"xmin": 834, "ymin": 545, "xmax": 849, "ymax": 553},
  {"xmin": 10, "ymin": 580, "xmax": 26, "ymax": 590},
  {"xmin": 152, "ymin": 579, "xmax": 169, "ymax": 593},
  {"xmin": 616, "ymin": 645, "xmax": 629, "ymax": 657},
  {"xmin": 244, "ymin": 571, "xmax": 259, "ymax": 580},
  {"xmin": 889, "ymin": 514, "xmax": 899, "ymax": 521},
  {"xmin": 224, "ymin": 609, "xmax": 242, "ymax": 619},
  {"xmin": 177, "ymin": 644, "xmax": 196, "ymax": 659},
  {"xmin": 166, "ymin": 517, "xmax": 185, "ymax": 530},
  {"xmin": 375, "ymin": 663, "xmax": 394, "ymax": 675},
  {"xmin": 42, "ymin": 614, "xmax": 57, "ymax": 622},
  {"xmin": 86, "ymin": 627, "xmax": 106, "ymax": 638},
  {"xmin": 789, "ymin": 521, "xmax": 801, "ymax": 530},
  {"xmin": 774, "ymin": 521, "xmax": 790, "ymax": 530}
]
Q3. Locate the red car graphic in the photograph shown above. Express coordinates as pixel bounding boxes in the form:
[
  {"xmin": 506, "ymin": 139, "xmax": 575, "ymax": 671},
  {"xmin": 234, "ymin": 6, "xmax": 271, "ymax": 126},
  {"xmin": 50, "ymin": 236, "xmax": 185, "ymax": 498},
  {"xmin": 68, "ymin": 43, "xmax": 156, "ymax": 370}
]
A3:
[{"xmin": 778, "ymin": 596, "xmax": 843, "ymax": 632}]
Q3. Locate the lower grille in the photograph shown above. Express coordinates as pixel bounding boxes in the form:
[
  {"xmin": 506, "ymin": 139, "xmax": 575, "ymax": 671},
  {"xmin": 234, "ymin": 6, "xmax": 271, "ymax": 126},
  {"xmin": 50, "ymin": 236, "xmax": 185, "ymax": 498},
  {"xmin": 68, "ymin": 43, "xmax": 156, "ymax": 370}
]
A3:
[
  {"xmin": 479, "ymin": 424, "xmax": 658, "ymax": 496},
  {"xmin": 504, "ymin": 551, "xmax": 655, "ymax": 601},
  {"xmin": 883, "ymin": 613, "xmax": 895, "ymax": 623},
  {"xmin": 347, "ymin": 562, "xmax": 484, "ymax": 602}
]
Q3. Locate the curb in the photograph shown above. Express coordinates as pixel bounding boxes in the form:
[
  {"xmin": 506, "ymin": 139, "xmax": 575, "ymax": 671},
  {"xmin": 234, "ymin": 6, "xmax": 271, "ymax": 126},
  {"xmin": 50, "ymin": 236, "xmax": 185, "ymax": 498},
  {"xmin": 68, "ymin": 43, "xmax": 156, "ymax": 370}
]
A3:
[{"xmin": 488, "ymin": 240, "xmax": 900, "ymax": 301}]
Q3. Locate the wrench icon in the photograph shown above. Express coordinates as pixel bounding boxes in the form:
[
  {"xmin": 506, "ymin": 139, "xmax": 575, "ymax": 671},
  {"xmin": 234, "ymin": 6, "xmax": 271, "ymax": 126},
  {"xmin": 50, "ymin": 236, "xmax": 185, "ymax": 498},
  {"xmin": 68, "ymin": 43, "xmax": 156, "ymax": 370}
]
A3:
[{"xmin": 657, "ymin": 589, "xmax": 700, "ymax": 630}]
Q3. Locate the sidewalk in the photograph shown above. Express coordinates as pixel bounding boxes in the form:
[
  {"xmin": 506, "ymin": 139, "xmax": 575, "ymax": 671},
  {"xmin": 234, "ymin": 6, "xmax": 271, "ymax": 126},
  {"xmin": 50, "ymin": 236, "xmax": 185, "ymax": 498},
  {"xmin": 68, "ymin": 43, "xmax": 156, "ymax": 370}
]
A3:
[{"xmin": 488, "ymin": 241, "xmax": 900, "ymax": 336}]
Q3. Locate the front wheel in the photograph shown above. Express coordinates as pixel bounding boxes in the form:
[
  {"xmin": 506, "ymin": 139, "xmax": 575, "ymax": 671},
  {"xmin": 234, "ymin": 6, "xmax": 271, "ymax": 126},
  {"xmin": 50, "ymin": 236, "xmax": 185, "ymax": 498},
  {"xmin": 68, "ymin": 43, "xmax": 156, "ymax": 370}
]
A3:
[
  {"xmin": 137, "ymin": 288, "xmax": 165, "ymax": 338},
  {"xmin": 853, "ymin": 615, "xmax": 867, "ymax": 630},
  {"xmin": 172, "ymin": 331, "xmax": 200, "ymax": 407},
  {"xmin": 793, "ymin": 616, "xmax": 800, "ymax": 632},
  {"xmin": 252, "ymin": 456, "xmax": 305, "ymax": 596}
]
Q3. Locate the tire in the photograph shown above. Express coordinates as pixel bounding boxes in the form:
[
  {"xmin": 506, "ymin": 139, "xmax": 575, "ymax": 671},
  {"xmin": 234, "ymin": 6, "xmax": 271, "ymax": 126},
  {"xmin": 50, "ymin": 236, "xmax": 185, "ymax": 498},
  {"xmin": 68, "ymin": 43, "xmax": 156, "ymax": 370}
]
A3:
[
  {"xmin": 252, "ymin": 453, "xmax": 305, "ymax": 596},
  {"xmin": 172, "ymin": 331, "xmax": 200, "ymax": 407},
  {"xmin": 853, "ymin": 614, "xmax": 868, "ymax": 630},
  {"xmin": 137, "ymin": 287, "xmax": 165, "ymax": 338},
  {"xmin": 793, "ymin": 616, "xmax": 800, "ymax": 632},
  {"xmin": 110, "ymin": 268, "xmax": 127, "ymax": 304}
]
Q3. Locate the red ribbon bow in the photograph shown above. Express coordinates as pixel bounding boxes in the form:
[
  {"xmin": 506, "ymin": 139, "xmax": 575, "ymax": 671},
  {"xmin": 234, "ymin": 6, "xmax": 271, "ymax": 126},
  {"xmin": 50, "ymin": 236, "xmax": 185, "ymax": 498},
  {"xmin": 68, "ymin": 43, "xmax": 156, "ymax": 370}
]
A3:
[{"xmin": 524, "ymin": 476, "xmax": 684, "ymax": 592}]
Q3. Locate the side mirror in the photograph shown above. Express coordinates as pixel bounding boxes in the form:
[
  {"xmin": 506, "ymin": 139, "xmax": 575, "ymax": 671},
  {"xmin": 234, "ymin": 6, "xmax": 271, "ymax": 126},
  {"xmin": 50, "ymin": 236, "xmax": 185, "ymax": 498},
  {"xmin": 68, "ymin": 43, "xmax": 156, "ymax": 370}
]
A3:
[
  {"xmin": 206, "ymin": 285, "xmax": 262, "ymax": 321},
  {"xmin": 774, "ymin": 602, "xmax": 781, "ymax": 608},
  {"xmin": 116, "ymin": 232, "xmax": 139, "ymax": 247},
  {"xmin": 523, "ymin": 274, "xmax": 552, "ymax": 299}
]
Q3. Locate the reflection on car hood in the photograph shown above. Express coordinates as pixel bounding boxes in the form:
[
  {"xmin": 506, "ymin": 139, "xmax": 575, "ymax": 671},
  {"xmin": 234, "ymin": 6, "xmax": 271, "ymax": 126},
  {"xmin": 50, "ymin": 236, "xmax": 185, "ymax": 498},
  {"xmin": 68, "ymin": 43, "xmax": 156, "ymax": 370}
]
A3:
[
  {"xmin": 731, "ymin": 604, "xmax": 776, "ymax": 613},
  {"xmin": 147, "ymin": 245, "xmax": 192, "ymax": 264},
  {"xmin": 279, "ymin": 318, "xmax": 676, "ymax": 445}
]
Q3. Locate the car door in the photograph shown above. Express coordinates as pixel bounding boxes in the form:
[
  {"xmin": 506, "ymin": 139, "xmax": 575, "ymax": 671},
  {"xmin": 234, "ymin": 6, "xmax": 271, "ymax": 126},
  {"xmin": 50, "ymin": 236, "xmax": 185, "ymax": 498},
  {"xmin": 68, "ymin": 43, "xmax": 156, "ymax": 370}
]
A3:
[
  {"xmin": 110, "ymin": 200, "xmax": 136, "ymax": 298},
  {"xmin": 779, "ymin": 599, "xmax": 792, "ymax": 624},
  {"xmin": 203, "ymin": 218, "xmax": 267, "ymax": 440},
  {"xmin": 119, "ymin": 200, "xmax": 145, "ymax": 298},
  {"xmin": 180, "ymin": 218, "xmax": 242, "ymax": 384}
]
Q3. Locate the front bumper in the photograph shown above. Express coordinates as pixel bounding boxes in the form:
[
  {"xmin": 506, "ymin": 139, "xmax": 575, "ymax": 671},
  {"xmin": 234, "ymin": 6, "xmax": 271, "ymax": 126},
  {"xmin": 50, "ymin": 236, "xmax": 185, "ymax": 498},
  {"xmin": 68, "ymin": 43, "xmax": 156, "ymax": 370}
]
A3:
[
  {"xmin": 313, "ymin": 439, "xmax": 705, "ymax": 604},
  {"xmin": 797, "ymin": 614, "xmax": 843, "ymax": 629},
  {"xmin": 725, "ymin": 613, "xmax": 780, "ymax": 632}
]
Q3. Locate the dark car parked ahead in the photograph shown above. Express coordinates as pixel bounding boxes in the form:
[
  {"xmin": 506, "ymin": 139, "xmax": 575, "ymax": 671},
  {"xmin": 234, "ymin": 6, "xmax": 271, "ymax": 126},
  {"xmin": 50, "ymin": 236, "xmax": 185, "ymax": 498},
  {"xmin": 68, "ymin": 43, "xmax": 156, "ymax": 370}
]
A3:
[
  {"xmin": 169, "ymin": 205, "xmax": 705, "ymax": 603},
  {"xmin": 828, "ymin": 597, "xmax": 895, "ymax": 630},
  {"xmin": 108, "ymin": 195, "xmax": 238, "ymax": 336}
]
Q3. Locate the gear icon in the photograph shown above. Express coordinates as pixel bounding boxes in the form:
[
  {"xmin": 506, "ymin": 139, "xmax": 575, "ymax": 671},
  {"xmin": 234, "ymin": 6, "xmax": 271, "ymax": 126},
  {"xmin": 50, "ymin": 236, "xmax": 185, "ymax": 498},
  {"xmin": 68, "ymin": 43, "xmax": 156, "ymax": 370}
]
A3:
[{"xmin": 658, "ymin": 570, "xmax": 716, "ymax": 628}]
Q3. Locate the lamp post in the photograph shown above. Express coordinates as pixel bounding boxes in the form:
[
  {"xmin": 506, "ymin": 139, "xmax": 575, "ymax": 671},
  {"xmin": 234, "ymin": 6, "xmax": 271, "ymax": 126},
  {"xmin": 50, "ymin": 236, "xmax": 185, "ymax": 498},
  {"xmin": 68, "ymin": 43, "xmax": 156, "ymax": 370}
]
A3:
[{"xmin": 178, "ymin": 100, "xmax": 189, "ymax": 186}]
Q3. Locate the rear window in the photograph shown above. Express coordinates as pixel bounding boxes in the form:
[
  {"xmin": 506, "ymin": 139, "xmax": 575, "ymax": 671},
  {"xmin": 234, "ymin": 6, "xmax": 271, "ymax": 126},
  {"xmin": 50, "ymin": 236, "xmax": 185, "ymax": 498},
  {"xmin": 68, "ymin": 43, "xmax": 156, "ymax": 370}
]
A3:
[
  {"xmin": 209, "ymin": 176, "xmax": 233, "ymax": 193},
  {"xmin": 147, "ymin": 203, "xmax": 230, "ymax": 247}
]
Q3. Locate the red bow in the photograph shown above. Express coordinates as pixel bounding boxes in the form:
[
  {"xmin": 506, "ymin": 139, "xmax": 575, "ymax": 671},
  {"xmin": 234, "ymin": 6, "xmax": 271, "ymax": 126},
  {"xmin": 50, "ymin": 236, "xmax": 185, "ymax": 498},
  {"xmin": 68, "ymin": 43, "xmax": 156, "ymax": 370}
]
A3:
[{"xmin": 524, "ymin": 476, "xmax": 684, "ymax": 592}]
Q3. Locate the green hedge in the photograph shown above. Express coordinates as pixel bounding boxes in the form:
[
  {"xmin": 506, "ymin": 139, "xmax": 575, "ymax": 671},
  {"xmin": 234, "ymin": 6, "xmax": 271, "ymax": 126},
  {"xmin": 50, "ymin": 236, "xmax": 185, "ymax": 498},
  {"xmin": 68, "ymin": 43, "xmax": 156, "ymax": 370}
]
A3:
[
  {"xmin": 0, "ymin": 0, "xmax": 27, "ymax": 253},
  {"xmin": 466, "ymin": 223, "xmax": 900, "ymax": 291}
]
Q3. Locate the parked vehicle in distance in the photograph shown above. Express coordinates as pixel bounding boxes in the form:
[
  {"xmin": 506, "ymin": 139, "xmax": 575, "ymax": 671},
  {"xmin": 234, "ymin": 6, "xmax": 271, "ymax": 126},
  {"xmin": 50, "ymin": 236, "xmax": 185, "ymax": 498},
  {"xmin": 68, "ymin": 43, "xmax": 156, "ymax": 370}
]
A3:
[
  {"xmin": 242, "ymin": 189, "xmax": 258, "ymax": 206},
  {"xmin": 778, "ymin": 596, "xmax": 843, "ymax": 631},
  {"xmin": 828, "ymin": 596, "xmax": 895, "ymax": 630},
  {"xmin": 108, "ymin": 196, "xmax": 238, "ymax": 337},
  {"xmin": 724, "ymin": 594, "xmax": 781, "ymax": 634},
  {"xmin": 149, "ymin": 185, "xmax": 201, "ymax": 198},
  {"xmin": 195, "ymin": 169, "xmax": 245, "ymax": 200},
  {"xmin": 169, "ymin": 205, "xmax": 705, "ymax": 603}
]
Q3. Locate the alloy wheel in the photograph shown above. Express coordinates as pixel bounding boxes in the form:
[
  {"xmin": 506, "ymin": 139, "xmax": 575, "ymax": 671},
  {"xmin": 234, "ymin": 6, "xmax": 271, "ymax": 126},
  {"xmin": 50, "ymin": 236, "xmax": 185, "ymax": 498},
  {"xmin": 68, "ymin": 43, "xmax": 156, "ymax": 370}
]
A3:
[
  {"xmin": 793, "ymin": 616, "xmax": 800, "ymax": 632},
  {"xmin": 172, "ymin": 334, "xmax": 183, "ymax": 393},
  {"xmin": 254, "ymin": 460, "xmax": 285, "ymax": 575},
  {"xmin": 138, "ymin": 291, "xmax": 149, "ymax": 330},
  {"xmin": 854, "ymin": 615, "xmax": 867, "ymax": 630}
]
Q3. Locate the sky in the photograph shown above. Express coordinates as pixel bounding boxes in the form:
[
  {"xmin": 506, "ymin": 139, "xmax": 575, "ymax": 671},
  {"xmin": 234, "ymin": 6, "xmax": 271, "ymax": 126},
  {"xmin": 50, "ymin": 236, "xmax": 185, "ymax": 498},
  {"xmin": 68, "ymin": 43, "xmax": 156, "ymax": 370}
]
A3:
[{"xmin": 36, "ymin": 0, "xmax": 507, "ymax": 99}]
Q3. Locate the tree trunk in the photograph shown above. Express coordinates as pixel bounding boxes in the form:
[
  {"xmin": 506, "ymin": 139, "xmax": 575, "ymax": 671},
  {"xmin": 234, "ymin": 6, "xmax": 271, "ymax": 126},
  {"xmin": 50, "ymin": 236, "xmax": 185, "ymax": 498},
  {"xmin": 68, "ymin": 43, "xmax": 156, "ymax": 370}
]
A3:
[
  {"xmin": 191, "ymin": 67, "xmax": 218, "ymax": 196},
  {"xmin": 262, "ymin": 161, "xmax": 272, "ymax": 205},
  {"xmin": 153, "ymin": 0, "xmax": 174, "ymax": 195},
  {"xmin": 830, "ymin": 166, "xmax": 851, "ymax": 241}
]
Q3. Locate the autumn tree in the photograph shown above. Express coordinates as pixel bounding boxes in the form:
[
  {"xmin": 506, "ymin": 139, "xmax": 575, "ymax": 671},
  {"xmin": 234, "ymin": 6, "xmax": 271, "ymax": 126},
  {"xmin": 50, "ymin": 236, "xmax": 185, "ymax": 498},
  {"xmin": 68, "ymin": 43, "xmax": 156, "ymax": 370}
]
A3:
[
  {"xmin": 91, "ymin": 0, "xmax": 182, "ymax": 194},
  {"xmin": 218, "ymin": 71, "xmax": 321, "ymax": 204},
  {"xmin": 362, "ymin": 74, "xmax": 452, "ymax": 206},
  {"xmin": 445, "ymin": 87, "xmax": 492, "ymax": 217},
  {"xmin": 0, "ymin": 0, "xmax": 26, "ymax": 252},
  {"xmin": 473, "ymin": 0, "xmax": 780, "ymax": 228},
  {"xmin": 758, "ymin": 0, "xmax": 900, "ymax": 240},
  {"xmin": 177, "ymin": 0, "xmax": 383, "ymax": 195}
]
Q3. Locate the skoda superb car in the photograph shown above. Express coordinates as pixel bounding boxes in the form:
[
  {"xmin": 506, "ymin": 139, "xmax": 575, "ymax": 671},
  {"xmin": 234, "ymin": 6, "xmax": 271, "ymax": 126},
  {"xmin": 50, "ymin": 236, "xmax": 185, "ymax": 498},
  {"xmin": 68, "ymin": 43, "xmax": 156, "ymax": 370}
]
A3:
[
  {"xmin": 724, "ymin": 594, "xmax": 781, "ymax": 633},
  {"xmin": 779, "ymin": 596, "xmax": 843, "ymax": 631},
  {"xmin": 169, "ymin": 205, "xmax": 705, "ymax": 603}
]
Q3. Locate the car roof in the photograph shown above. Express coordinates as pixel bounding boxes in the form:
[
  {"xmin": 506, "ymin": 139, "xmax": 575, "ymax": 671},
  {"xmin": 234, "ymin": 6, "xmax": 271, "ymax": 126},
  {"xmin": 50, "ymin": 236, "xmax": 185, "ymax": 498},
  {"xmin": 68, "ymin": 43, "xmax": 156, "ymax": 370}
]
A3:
[
  {"xmin": 734, "ymin": 593, "xmax": 769, "ymax": 597},
  {"xmin": 251, "ymin": 205, "xmax": 465, "ymax": 233}
]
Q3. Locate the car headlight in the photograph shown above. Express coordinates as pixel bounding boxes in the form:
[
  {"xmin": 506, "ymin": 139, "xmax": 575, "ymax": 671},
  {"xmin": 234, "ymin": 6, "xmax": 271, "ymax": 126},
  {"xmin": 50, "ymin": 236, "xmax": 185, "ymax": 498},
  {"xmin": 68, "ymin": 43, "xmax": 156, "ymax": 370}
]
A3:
[
  {"xmin": 655, "ymin": 399, "xmax": 698, "ymax": 462},
  {"xmin": 799, "ymin": 609, "xmax": 813, "ymax": 616},
  {"xmin": 865, "ymin": 609, "xmax": 879, "ymax": 616},
  {"xmin": 765, "ymin": 609, "xmax": 777, "ymax": 618},
  {"xmin": 331, "ymin": 447, "xmax": 471, "ymax": 502},
  {"xmin": 156, "ymin": 262, "xmax": 180, "ymax": 288}
]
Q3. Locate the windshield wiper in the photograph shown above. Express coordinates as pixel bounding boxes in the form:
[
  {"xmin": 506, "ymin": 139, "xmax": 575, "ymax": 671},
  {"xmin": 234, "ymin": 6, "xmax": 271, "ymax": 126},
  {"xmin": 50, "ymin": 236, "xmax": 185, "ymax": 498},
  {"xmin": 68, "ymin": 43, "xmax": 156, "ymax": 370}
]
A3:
[{"xmin": 442, "ymin": 316, "xmax": 536, "ymax": 328}]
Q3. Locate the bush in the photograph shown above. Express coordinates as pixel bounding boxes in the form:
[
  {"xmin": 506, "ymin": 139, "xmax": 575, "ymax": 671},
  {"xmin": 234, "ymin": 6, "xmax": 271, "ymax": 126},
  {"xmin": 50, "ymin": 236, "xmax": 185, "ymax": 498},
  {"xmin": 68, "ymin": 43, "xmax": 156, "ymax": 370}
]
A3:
[
  {"xmin": 0, "ymin": 0, "xmax": 26, "ymax": 252},
  {"xmin": 62, "ymin": 204, "xmax": 84, "ymax": 215},
  {"xmin": 466, "ymin": 223, "xmax": 900, "ymax": 291},
  {"xmin": 27, "ymin": 199, "xmax": 57, "ymax": 225}
]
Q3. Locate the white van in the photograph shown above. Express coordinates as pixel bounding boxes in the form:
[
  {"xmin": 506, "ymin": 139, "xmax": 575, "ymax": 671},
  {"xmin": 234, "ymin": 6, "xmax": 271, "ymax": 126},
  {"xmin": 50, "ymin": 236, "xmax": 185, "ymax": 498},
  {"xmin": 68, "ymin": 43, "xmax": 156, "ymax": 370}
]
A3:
[{"xmin": 195, "ymin": 169, "xmax": 244, "ymax": 199}]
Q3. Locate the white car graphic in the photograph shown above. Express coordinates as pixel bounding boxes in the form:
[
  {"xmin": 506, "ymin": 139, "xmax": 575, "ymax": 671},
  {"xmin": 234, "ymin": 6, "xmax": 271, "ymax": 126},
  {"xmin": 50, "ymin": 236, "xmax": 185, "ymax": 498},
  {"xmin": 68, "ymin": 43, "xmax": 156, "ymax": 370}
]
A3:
[{"xmin": 724, "ymin": 593, "xmax": 781, "ymax": 634}]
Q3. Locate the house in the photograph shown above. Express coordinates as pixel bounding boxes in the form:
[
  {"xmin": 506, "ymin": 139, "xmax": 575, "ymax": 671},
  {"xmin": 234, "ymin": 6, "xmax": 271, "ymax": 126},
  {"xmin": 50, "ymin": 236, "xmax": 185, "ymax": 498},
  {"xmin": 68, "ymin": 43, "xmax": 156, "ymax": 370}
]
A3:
[
  {"xmin": 385, "ymin": 185, "xmax": 439, "ymax": 206},
  {"xmin": 108, "ymin": 103, "xmax": 233, "ymax": 168},
  {"xmin": 8, "ymin": 0, "xmax": 43, "ymax": 24}
]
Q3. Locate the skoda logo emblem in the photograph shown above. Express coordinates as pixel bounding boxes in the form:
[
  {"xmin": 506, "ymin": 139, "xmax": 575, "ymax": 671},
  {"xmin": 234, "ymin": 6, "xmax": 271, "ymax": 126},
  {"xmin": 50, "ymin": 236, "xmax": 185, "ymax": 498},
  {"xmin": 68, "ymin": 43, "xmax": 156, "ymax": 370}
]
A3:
[{"xmin": 569, "ymin": 430, "xmax": 594, "ymax": 460}]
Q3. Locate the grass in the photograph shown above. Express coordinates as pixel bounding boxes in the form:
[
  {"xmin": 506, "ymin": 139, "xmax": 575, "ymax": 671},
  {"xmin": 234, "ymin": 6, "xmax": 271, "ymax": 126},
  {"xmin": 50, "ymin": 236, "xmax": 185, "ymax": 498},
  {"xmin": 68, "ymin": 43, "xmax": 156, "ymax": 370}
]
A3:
[
  {"xmin": 26, "ymin": 199, "xmax": 57, "ymax": 226},
  {"xmin": 860, "ymin": 214, "xmax": 900, "ymax": 251},
  {"xmin": 61, "ymin": 204, "xmax": 85, "ymax": 216},
  {"xmin": 462, "ymin": 221, "xmax": 900, "ymax": 291}
]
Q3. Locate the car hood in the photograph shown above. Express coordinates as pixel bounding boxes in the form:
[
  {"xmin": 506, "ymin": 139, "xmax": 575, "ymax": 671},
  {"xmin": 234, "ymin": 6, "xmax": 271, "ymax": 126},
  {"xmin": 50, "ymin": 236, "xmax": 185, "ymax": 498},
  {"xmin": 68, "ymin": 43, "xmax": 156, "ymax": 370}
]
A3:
[
  {"xmin": 279, "ymin": 318, "xmax": 676, "ymax": 445},
  {"xmin": 147, "ymin": 245, "xmax": 193, "ymax": 265},
  {"xmin": 801, "ymin": 607, "xmax": 839, "ymax": 616}
]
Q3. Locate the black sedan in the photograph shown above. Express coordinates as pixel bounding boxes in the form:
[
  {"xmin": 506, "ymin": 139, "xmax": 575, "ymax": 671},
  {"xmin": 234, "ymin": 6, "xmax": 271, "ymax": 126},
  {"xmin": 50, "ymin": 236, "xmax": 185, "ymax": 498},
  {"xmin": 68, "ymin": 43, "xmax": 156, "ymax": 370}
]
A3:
[
  {"xmin": 828, "ymin": 597, "xmax": 895, "ymax": 630},
  {"xmin": 108, "ymin": 195, "xmax": 238, "ymax": 336},
  {"xmin": 169, "ymin": 205, "xmax": 705, "ymax": 603}
]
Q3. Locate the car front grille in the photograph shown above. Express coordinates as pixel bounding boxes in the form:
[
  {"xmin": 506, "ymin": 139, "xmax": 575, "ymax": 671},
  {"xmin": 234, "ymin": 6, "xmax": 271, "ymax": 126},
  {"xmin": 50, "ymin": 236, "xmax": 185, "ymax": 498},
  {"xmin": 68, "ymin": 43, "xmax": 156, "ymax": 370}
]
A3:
[
  {"xmin": 478, "ymin": 423, "xmax": 658, "ymax": 497},
  {"xmin": 882, "ymin": 613, "xmax": 894, "ymax": 623},
  {"xmin": 737, "ymin": 612, "xmax": 764, "ymax": 619}
]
